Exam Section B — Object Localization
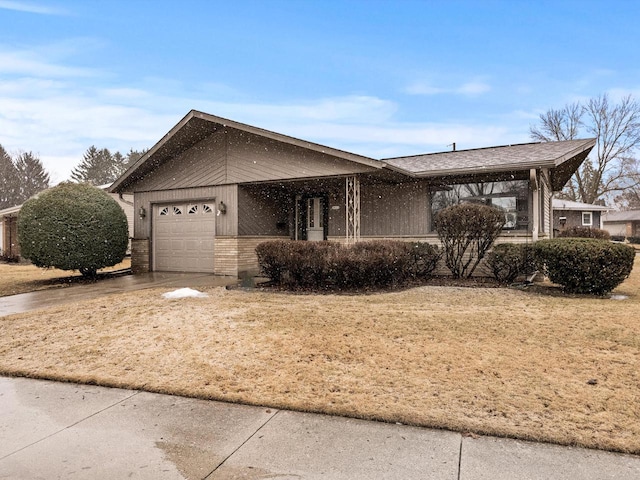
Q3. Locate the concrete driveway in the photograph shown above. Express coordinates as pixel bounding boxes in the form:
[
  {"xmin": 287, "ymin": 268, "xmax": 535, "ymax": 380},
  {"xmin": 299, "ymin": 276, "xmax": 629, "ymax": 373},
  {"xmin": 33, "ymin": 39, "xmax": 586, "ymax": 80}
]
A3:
[
  {"xmin": 1, "ymin": 376, "xmax": 640, "ymax": 480},
  {"xmin": 0, "ymin": 271, "xmax": 238, "ymax": 317}
]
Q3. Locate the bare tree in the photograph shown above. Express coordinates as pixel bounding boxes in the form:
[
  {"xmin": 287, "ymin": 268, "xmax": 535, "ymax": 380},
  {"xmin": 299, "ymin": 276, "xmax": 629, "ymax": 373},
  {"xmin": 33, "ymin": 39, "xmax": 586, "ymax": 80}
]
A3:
[
  {"xmin": 530, "ymin": 94, "xmax": 640, "ymax": 204},
  {"xmin": 530, "ymin": 102, "xmax": 582, "ymax": 142}
]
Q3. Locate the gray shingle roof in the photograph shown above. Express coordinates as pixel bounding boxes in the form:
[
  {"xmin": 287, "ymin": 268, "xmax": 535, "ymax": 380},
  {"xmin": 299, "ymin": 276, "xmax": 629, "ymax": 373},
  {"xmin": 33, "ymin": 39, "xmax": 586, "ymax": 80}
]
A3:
[
  {"xmin": 382, "ymin": 138, "xmax": 596, "ymax": 177},
  {"xmin": 603, "ymin": 210, "xmax": 640, "ymax": 222},
  {"xmin": 552, "ymin": 199, "xmax": 609, "ymax": 211}
]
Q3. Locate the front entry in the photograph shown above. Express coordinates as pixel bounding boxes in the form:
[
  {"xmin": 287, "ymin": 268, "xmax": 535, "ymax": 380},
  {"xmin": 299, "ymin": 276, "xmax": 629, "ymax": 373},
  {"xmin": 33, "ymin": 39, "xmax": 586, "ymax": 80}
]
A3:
[
  {"xmin": 306, "ymin": 197, "xmax": 325, "ymax": 241},
  {"xmin": 296, "ymin": 195, "xmax": 328, "ymax": 241}
]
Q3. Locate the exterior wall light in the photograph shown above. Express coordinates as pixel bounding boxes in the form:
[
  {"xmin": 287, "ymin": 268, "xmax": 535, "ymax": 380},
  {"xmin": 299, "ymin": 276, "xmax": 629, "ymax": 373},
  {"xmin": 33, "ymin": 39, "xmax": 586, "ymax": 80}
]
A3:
[
  {"xmin": 217, "ymin": 201, "xmax": 227, "ymax": 215},
  {"xmin": 139, "ymin": 206, "xmax": 146, "ymax": 219}
]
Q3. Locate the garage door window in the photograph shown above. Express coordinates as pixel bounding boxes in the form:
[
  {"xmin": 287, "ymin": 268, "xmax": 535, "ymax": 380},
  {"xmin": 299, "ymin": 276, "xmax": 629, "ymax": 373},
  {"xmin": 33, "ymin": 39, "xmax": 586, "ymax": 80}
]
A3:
[
  {"xmin": 203, "ymin": 204, "xmax": 213, "ymax": 214},
  {"xmin": 159, "ymin": 207, "xmax": 169, "ymax": 216}
]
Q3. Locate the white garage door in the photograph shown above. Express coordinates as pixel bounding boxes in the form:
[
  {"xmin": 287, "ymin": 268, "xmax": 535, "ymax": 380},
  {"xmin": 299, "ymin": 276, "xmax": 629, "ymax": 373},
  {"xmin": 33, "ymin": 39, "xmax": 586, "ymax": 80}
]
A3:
[{"xmin": 153, "ymin": 202, "xmax": 216, "ymax": 273}]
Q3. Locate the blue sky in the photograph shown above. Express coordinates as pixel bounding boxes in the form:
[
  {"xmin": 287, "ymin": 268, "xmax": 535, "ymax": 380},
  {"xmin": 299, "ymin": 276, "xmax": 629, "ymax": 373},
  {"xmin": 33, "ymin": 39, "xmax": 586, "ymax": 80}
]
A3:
[{"xmin": 1, "ymin": 0, "xmax": 639, "ymax": 182}]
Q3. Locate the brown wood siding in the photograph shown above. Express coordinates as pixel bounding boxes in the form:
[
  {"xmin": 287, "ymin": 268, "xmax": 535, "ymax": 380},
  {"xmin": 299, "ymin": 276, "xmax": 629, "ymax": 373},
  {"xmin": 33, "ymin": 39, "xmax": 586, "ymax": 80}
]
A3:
[
  {"xmin": 133, "ymin": 185, "xmax": 238, "ymax": 240},
  {"xmin": 133, "ymin": 131, "xmax": 227, "ymax": 191},
  {"xmin": 360, "ymin": 182, "xmax": 428, "ymax": 236},
  {"xmin": 226, "ymin": 129, "xmax": 376, "ymax": 183},
  {"xmin": 237, "ymin": 185, "xmax": 292, "ymax": 236}
]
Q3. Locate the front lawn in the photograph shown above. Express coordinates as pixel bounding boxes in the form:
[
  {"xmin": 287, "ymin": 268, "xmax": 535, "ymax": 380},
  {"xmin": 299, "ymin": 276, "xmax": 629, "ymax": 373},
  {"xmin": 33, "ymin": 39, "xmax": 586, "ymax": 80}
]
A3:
[
  {"xmin": 0, "ymin": 256, "xmax": 638, "ymax": 454},
  {"xmin": 0, "ymin": 259, "xmax": 131, "ymax": 297}
]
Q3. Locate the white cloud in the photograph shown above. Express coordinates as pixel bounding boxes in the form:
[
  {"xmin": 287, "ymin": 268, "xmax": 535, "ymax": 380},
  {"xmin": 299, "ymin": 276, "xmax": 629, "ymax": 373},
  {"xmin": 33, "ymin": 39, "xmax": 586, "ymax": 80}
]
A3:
[
  {"xmin": 0, "ymin": 44, "xmax": 524, "ymax": 182},
  {"xmin": 0, "ymin": 0, "xmax": 68, "ymax": 15},
  {"xmin": 405, "ymin": 80, "xmax": 491, "ymax": 96}
]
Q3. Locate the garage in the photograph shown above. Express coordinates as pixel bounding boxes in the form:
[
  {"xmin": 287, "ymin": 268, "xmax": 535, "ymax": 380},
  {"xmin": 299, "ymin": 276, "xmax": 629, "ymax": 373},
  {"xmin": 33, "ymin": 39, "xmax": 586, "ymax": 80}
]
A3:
[{"xmin": 153, "ymin": 202, "xmax": 216, "ymax": 273}]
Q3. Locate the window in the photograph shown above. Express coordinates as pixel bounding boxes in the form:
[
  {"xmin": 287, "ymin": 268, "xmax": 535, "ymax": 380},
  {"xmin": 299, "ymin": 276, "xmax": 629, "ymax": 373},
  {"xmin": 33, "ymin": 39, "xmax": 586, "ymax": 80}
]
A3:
[
  {"xmin": 203, "ymin": 204, "xmax": 213, "ymax": 214},
  {"xmin": 582, "ymin": 212, "xmax": 593, "ymax": 226},
  {"xmin": 159, "ymin": 207, "xmax": 169, "ymax": 216},
  {"xmin": 430, "ymin": 180, "xmax": 529, "ymax": 231},
  {"xmin": 188, "ymin": 205, "xmax": 198, "ymax": 214},
  {"xmin": 173, "ymin": 206, "xmax": 183, "ymax": 215}
]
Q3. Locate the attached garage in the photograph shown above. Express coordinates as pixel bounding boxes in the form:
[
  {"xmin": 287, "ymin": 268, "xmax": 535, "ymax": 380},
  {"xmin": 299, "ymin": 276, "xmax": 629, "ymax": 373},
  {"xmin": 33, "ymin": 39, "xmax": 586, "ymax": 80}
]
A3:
[{"xmin": 153, "ymin": 202, "xmax": 216, "ymax": 273}]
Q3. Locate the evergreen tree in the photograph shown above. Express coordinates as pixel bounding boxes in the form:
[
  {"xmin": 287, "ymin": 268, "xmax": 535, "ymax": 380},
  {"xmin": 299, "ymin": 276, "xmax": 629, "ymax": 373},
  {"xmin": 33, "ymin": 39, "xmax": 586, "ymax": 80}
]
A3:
[
  {"xmin": 0, "ymin": 144, "xmax": 20, "ymax": 209},
  {"xmin": 14, "ymin": 151, "xmax": 50, "ymax": 202},
  {"xmin": 70, "ymin": 146, "xmax": 119, "ymax": 185}
]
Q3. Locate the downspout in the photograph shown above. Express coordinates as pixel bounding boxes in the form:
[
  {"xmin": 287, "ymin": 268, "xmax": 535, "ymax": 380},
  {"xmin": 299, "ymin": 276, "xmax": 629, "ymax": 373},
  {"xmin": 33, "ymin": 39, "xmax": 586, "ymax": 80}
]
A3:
[
  {"xmin": 530, "ymin": 169, "xmax": 539, "ymax": 242},
  {"xmin": 118, "ymin": 192, "xmax": 134, "ymax": 206}
]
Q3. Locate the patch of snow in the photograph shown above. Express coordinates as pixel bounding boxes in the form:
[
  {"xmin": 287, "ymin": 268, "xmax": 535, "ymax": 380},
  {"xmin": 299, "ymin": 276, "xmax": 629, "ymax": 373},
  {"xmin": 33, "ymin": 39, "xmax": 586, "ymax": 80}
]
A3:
[
  {"xmin": 162, "ymin": 288, "xmax": 209, "ymax": 299},
  {"xmin": 610, "ymin": 294, "xmax": 628, "ymax": 301}
]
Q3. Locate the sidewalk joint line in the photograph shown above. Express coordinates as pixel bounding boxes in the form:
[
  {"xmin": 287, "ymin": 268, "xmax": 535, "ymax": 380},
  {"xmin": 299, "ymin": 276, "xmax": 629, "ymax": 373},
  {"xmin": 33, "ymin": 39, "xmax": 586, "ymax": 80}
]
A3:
[
  {"xmin": 457, "ymin": 435, "xmax": 463, "ymax": 480},
  {"xmin": 203, "ymin": 409, "xmax": 280, "ymax": 479},
  {"xmin": 0, "ymin": 389, "xmax": 141, "ymax": 461}
]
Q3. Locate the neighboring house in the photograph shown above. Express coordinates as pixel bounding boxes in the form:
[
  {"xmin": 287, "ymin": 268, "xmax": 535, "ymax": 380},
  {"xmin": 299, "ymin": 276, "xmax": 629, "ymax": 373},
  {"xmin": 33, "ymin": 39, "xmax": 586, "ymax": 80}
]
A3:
[
  {"xmin": 602, "ymin": 210, "xmax": 640, "ymax": 238},
  {"xmin": 552, "ymin": 198, "xmax": 609, "ymax": 234},
  {"xmin": 0, "ymin": 204, "xmax": 21, "ymax": 259},
  {"xmin": 110, "ymin": 110, "xmax": 596, "ymax": 276},
  {"xmin": 0, "ymin": 185, "xmax": 134, "ymax": 261}
]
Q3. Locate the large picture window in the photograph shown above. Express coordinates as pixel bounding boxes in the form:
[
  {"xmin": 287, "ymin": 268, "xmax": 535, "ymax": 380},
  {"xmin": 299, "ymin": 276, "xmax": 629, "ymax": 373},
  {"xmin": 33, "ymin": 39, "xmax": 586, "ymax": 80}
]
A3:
[{"xmin": 431, "ymin": 180, "xmax": 529, "ymax": 231}]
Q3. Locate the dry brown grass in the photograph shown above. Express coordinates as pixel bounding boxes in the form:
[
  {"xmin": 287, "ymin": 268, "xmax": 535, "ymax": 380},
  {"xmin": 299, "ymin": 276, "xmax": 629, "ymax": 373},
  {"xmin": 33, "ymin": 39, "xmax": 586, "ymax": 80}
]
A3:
[
  {"xmin": 0, "ymin": 259, "xmax": 131, "ymax": 297},
  {"xmin": 1, "ymin": 256, "xmax": 639, "ymax": 454}
]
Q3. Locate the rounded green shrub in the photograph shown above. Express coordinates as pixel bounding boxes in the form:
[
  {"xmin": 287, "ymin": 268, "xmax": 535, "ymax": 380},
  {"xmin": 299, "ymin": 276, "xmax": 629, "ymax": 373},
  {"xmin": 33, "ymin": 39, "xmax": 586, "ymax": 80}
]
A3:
[
  {"xmin": 486, "ymin": 243, "xmax": 537, "ymax": 284},
  {"xmin": 534, "ymin": 238, "xmax": 635, "ymax": 295},
  {"xmin": 557, "ymin": 226, "xmax": 610, "ymax": 240},
  {"xmin": 18, "ymin": 182, "xmax": 128, "ymax": 277}
]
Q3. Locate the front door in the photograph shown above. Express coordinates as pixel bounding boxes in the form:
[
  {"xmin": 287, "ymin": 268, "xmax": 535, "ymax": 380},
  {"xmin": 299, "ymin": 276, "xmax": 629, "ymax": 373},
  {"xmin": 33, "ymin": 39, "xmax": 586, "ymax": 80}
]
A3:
[{"xmin": 306, "ymin": 197, "xmax": 325, "ymax": 241}]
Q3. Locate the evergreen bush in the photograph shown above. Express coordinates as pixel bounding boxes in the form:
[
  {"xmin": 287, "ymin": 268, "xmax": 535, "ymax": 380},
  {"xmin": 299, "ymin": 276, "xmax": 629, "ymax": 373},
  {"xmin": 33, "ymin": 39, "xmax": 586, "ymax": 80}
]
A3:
[
  {"xmin": 486, "ymin": 243, "xmax": 537, "ymax": 284},
  {"xmin": 534, "ymin": 238, "xmax": 635, "ymax": 295},
  {"xmin": 18, "ymin": 182, "xmax": 128, "ymax": 277}
]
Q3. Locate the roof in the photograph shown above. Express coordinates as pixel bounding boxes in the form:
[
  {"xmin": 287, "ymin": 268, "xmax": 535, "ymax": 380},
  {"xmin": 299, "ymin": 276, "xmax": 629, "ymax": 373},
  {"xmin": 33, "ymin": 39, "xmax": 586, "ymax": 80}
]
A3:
[
  {"xmin": 109, "ymin": 110, "xmax": 596, "ymax": 194},
  {"xmin": 603, "ymin": 210, "xmax": 640, "ymax": 222},
  {"xmin": 552, "ymin": 198, "xmax": 609, "ymax": 212},
  {"xmin": 110, "ymin": 110, "xmax": 384, "ymax": 193},
  {"xmin": 381, "ymin": 139, "xmax": 596, "ymax": 179},
  {"xmin": 0, "ymin": 204, "xmax": 21, "ymax": 217}
]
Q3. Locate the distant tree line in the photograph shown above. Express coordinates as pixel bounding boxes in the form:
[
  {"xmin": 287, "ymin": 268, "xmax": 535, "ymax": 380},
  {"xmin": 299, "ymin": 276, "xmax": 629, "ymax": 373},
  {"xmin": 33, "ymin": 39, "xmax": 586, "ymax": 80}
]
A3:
[
  {"xmin": 0, "ymin": 145, "xmax": 50, "ymax": 209},
  {"xmin": 0, "ymin": 144, "xmax": 146, "ymax": 209}
]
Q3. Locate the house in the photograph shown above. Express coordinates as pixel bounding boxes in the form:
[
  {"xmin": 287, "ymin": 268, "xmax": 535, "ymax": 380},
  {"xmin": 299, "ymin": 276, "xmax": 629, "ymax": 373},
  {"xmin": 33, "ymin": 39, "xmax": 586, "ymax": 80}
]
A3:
[
  {"xmin": 0, "ymin": 204, "xmax": 21, "ymax": 260},
  {"xmin": 110, "ymin": 110, "xmax": 596, "ymax": 276},
  {"xmin": 552, "ymin": 198, "xmax": 609, "ymax": 234},
  {"xmin": 602, "ymin": 210, "xmax": 640, "ymax": 238},
  {"xmin": 0, "ymin": 185, "xmax": 134, "ymax": 261}
]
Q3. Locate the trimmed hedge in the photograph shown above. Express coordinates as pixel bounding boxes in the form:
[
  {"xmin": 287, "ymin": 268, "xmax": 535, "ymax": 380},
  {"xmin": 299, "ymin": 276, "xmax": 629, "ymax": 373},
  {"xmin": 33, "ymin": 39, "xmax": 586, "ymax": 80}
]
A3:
[
  {"xmin": 256, "ymin": 240, "xmax": 441, "ymax": 290},
  {"xmin": 486, "ymin": 243, "xmax": 537, "ymax": 284},
  {"xmin": 557, "ymin": 226, "xmax": 610, "ymax": 240},
  {"xmin": 534, "ymin": 238, "xmax": 635, "ymax": 295}
]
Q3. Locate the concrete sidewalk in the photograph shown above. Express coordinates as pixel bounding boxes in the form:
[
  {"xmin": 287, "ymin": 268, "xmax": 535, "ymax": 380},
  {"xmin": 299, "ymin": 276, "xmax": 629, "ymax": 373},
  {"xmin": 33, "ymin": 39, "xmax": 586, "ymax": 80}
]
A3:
[
  {"xmin": 0, "ymin": 272, "xmax": 238, "ymax": 317},
  {"xmin": 1, "ymin": 377, "xmax": 639, "ymax": 479}
]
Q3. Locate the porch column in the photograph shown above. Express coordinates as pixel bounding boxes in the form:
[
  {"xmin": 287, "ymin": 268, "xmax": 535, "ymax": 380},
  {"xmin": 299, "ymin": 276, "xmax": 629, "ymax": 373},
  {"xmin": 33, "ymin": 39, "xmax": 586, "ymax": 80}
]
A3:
[
  {"xmin": 530, "ymin": 169, "xmax": 539, "ymax": 242},
  {"xmin": 346, "ymin": 175, "xmax": 361, "ymax": 244}
]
